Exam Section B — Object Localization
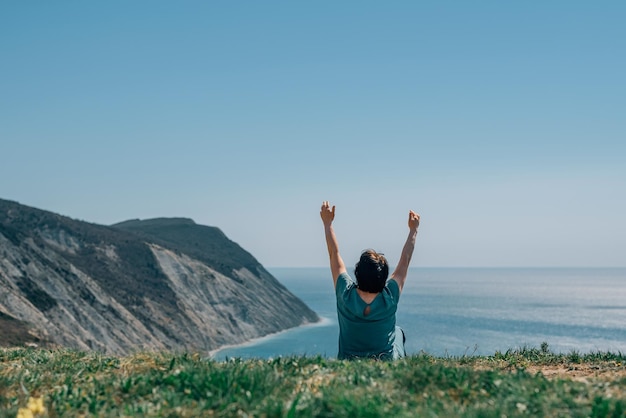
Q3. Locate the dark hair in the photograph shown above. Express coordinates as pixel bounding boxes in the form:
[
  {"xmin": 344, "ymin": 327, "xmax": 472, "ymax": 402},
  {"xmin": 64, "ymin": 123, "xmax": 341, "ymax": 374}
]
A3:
[{"xmin": 354, "ymin": 249, "xmax": 389, "ymax": 293}]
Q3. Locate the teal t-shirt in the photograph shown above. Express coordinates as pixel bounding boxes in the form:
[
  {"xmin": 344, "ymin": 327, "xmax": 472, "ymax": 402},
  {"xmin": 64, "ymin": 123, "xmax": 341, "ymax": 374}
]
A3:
[{"xmin": 335, "ymin": 272, "xmax": 401, "ymax": 360}]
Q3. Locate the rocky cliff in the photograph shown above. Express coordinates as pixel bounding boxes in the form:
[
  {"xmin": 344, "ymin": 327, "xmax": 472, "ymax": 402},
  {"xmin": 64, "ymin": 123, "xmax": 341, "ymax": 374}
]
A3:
[{"xmin": 0, "ymin": 198, "xmax": 319, "ymax": 354}]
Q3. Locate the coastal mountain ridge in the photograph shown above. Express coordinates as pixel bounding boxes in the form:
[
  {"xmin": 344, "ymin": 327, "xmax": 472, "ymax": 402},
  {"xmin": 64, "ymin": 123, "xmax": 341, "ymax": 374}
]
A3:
[{"xmin": 0, "ymin": 198, "xmax": 319, "ymax": 354}]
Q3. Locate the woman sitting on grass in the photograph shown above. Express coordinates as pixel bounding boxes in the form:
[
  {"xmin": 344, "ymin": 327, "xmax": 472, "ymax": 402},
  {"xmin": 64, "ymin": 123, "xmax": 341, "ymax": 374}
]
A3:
[{"xmin": 320, "ymin": 201, "xmax": 420, "ymax": 360}]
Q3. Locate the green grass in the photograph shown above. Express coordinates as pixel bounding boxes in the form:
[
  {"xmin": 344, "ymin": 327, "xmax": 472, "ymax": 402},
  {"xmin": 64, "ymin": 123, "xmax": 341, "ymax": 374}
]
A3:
[{"xmin": 1, "ymin": 346, "xmax": 625, "ymax": 417}]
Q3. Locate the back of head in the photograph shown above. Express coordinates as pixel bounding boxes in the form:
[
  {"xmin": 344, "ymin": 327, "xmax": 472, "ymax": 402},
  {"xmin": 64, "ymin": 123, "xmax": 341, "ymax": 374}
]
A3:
[{"xmin": 354, "ymin": 249, "xmax": 389, "ymax": 293}]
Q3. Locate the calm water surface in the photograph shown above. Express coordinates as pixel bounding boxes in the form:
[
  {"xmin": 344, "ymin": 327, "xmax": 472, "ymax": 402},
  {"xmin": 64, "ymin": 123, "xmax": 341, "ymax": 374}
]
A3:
[{"xmin": 212, "ymin": 267, "xmax": 626, "ymax": 359}]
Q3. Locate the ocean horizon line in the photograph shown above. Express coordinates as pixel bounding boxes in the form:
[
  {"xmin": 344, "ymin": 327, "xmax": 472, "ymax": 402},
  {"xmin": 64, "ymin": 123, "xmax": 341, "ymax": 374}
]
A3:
[{"xmin": 266, "ymin": 266, "xmax": 626, "ymax": 270}]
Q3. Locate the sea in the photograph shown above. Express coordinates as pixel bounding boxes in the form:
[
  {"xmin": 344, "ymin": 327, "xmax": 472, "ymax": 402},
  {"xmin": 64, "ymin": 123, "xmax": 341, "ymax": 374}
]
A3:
[{"xmin": 212, "ymin": 267, "xmax": 626, "ymax": 360}]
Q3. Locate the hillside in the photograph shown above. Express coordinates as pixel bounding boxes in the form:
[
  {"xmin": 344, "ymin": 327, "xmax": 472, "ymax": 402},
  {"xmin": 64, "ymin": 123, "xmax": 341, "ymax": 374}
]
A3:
[
  {"xmin": 111, "ymin": 217, "xmax": 266, "ymax": 279},
  {"xmin": 0, "ymin": 198, "xmax": 319, "ymax": 354}
]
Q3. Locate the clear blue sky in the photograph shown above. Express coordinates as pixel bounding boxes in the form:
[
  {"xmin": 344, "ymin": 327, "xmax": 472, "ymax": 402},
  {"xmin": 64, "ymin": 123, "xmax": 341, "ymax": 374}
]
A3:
[{"xmin": 2, "ymin": 2, "xmax": 625, "ymax": 268}]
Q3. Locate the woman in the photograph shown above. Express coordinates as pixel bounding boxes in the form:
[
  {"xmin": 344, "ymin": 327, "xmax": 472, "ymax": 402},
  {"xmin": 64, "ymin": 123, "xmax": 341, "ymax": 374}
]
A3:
[{"xmin": 320, "ymin": 201, "xmax": 420, "ymax": 360}]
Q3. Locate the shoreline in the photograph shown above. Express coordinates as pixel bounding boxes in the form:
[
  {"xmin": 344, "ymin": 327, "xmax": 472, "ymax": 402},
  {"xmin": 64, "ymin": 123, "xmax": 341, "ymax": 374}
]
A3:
[{"xmin": 208, "ymin": 316, "xmax": 333, "ymax": 359}]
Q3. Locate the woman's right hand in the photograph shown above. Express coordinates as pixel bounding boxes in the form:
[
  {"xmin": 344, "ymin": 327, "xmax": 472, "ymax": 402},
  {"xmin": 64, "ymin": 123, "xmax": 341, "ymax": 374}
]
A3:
[{"xmin": 408, "ymin": 210, "xmax": 420, "ymax": 231}]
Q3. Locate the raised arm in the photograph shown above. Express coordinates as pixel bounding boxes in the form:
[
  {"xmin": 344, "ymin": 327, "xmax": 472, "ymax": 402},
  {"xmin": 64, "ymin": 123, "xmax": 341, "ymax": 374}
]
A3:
[
  {"xmin": 390, "ymin": 210, "xmax": 420, "ymax": 291},
  {"xmin": 320, "ymin": 201, "xmax": 347, "ymax": 287}
]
